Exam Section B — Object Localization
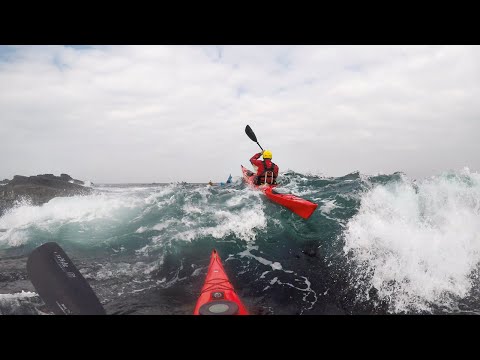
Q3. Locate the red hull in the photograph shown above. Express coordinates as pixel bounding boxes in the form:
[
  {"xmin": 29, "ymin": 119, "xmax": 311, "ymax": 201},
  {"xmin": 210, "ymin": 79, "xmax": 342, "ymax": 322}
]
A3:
[
  {"xmin": 241, "ymin": 165, "xmax": 317, "ymax": 219},
  {"xmin": 194, "ymin": 249, "xmax": 249, "ymax": 315}
]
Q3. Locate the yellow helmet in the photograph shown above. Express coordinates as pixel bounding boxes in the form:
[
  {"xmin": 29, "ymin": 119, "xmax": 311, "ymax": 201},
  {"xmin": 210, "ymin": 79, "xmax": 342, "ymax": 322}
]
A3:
[{"xmin": 263, "ymin": 150, "xmax": 272, "ymax": 159}]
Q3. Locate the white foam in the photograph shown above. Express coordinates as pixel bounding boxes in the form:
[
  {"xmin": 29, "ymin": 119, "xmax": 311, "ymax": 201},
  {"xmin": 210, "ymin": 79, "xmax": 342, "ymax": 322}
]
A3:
[
  {"xmin": 343, "ymin": 170, "xmax": 480, "ymax": 313},
  {"xmin": 0, "ymin": 193, "xmax": 143, "ymax": 228},
  {"xmin": 135, "ymin": 219, "xmax": 178, "ymax": 234},
  {"xmin": 0, "ymin": 192, "xmax": 148, "ymax": 247},
  {"xmin": 238, "ymin": 246, "xmax": 283, "ymax": 271},
  {"xmin": 260, "ymin": 270, "xmax": 270, "ymax": 279},
  {"xmin": 225, "ymin": 190, "xmax": 262, "ymax": 207},
  {"xmin": 153, "ymin": 220, "xmax": 176, "ymax": 231},
  {"xmin": 182, "ymin": 204, "xmax": 203, "ymax": 214},
  {"xmin": 320, "ymin": 199, "xmax": 338, "ymax": 214},
  {"xmin": 144, "ymin": 186, "xmax": 175, "ymax": 203},
  {"xmin": 237, "ymin": 246, "xmax": 317, "ymax": 312},
  {"xmin": 135, "ymin": 226, "xmax": 149, "ymax": 234},
  {"xmin": 175, "ymin": 205, "xmax": 267, "ymax": 243},
  {"xmin": 0, "ymin": 291, "xmax": 37, "ymax": 299},
  {"xmin": 192, "ymin": 267, "xmax": 203, "ymax": 277},
  {"xmin": 83, "ymin": 259, "xmax": 162, "ymax": 281},
  {"xmin": 0, "ymin": 229, "xmax": 29, "ymax": 247},
  {"xmin": 0, "ymin": 291, "xmax": 41, "ymax": 315}
]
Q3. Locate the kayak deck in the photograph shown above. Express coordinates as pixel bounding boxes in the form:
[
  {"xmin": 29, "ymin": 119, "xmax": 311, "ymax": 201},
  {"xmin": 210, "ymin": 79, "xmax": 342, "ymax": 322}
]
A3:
[
  {"xmin": 194, "ymin": 249, "xmax": 248, "ymax": 315},
  {"xmin": 241, "ymin": 165, "xmax": 317, "ymax": 219}
]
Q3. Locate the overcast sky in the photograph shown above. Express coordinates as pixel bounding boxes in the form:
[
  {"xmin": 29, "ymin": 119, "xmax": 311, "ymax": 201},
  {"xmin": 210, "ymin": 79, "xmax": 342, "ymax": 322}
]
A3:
[{"xmin": 1, "ymin": 45, "xmax": 479, "ymax": 183}]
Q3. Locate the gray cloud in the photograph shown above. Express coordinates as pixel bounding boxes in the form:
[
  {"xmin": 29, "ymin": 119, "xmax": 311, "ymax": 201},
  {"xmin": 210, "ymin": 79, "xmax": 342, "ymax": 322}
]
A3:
[{"xmin": 1, "ymin": 45, "xmax": 479, "ymax": 183}]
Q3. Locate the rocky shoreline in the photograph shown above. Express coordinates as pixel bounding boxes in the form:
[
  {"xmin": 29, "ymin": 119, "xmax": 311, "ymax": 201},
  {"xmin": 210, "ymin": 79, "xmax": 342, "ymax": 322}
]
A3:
[{"xmin": 0, "ymin": 173, "xmax": 93, "ymax": 216}]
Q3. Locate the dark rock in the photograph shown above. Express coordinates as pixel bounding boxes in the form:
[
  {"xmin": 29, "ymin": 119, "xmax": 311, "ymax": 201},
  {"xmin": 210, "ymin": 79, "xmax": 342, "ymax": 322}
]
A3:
[
  {"xmin": 0, "ymin": 179, "xmax": 9, "ymax": 185},
  {"xmin": 60, "ymin": 173, "xmax": 73, "ymax": 181},
  {"xmin": 59, "ymin": 173, "xmax": 85, "ymax": 185},
  {"xmin": 0, "ymin": 173, "xmax": 93, "ymax": 216}
]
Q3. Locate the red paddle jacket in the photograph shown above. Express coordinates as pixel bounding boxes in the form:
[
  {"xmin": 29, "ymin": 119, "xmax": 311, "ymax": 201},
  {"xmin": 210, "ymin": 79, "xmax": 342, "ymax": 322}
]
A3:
[{"xmin": 250, "ymin": 152, "xmax": 279, "ymax": 184}]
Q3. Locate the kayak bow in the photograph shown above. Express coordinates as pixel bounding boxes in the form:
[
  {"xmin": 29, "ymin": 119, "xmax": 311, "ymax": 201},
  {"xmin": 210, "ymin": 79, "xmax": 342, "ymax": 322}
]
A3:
[
  {"xmin": 194, "ymin": 249, "xmax": 248, "ymax": 315},
  {"xmin": 241, "ymin": 165, "xmax": 317, "ymax": 219}
]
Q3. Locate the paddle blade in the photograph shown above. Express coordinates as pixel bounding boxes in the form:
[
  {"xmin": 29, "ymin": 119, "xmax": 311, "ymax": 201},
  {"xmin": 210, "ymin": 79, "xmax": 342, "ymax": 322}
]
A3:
[
  {"xmin": 27, "ymin": 242, "xmax": 106, "ymax": 315},
  {"xmin": 245, "ymin": 125, "xmax": 257, "ymax": 142}
]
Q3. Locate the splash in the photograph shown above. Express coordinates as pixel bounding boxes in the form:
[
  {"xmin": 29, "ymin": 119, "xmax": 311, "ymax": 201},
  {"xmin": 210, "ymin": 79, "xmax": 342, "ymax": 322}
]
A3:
[{"xmin": 344, "ymin": 168, "xmax": 480, "ymax": 313}]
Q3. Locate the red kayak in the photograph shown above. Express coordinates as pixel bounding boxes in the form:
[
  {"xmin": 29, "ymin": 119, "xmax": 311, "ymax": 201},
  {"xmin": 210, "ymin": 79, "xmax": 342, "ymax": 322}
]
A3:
[
  {"xmin": 194, "ymin": 249, "xmax": 249, "ymax": 315},
  {"xmin": 241, "ymin": 165, "xmax": 318, "ymax": 219}
]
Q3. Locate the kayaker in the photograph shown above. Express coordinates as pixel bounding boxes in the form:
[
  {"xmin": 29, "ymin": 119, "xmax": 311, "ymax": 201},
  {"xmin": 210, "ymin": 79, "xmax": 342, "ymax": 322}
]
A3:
[
  {"xmin": 220, "ymin": 174, "xmax": 232, "ymax": 187},
  {"xmin": 249, "ymin": 150, "xmax": 279, "ymax": 185}
]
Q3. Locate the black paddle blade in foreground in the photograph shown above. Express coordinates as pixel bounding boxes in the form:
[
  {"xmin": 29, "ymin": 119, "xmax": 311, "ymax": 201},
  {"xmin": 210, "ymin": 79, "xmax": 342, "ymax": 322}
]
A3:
[
  {"xmin": 245, "ymin": 125, "xmax": 257, "ymax": 142},
  {"xmin": 27, "ymin": 242, "xmax": 106, "ymax": 315}
]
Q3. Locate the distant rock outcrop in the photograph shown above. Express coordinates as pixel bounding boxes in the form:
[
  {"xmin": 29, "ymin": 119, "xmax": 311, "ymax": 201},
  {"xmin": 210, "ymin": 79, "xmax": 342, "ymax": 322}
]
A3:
[{"xmin": 0, "ymin": 173, "xmax": 93, "ymax": 216}]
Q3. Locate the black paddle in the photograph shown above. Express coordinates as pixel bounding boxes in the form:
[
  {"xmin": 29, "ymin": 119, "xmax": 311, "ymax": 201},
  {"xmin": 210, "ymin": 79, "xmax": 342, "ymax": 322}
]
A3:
[
  {"xmin": 27, "ymin": 242, "xmax": 106, "ymax": 315},
  {"xmin": 245, "ymin": 125, "xmax": 264, "ymax": 152}
]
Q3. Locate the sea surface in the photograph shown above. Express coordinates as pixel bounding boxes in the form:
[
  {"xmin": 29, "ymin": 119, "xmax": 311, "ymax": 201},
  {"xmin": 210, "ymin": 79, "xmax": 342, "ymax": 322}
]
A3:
[{"xmin": 1, "ymin": 167, "xmax": 480, "ymax": 315}]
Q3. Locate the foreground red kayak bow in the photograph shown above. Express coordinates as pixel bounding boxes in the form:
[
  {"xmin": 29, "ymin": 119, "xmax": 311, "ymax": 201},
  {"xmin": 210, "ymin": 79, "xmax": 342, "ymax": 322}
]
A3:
[{"xmin": 194, "ymin": 249, "xmax": 249, "ymax": 315}]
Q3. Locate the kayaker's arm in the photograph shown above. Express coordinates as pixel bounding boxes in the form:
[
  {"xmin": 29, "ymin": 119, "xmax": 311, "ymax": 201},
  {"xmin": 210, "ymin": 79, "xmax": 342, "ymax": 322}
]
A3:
[{"xmin": 250, "ymin": 152, "xmax": 263, "ymax": 165}]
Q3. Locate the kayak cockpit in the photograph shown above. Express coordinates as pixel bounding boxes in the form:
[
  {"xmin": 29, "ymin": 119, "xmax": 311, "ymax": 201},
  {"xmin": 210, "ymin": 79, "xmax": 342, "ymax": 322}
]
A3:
[{"xmin": 198, "ymin": 299, "xmax": 240, "ymax": 315}]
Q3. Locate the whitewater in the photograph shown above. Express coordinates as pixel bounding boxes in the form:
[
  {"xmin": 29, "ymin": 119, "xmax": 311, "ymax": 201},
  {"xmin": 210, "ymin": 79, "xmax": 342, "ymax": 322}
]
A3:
[{"xmin": 1, "ymin": 167, "xmax": 480, "ymax": 315}]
